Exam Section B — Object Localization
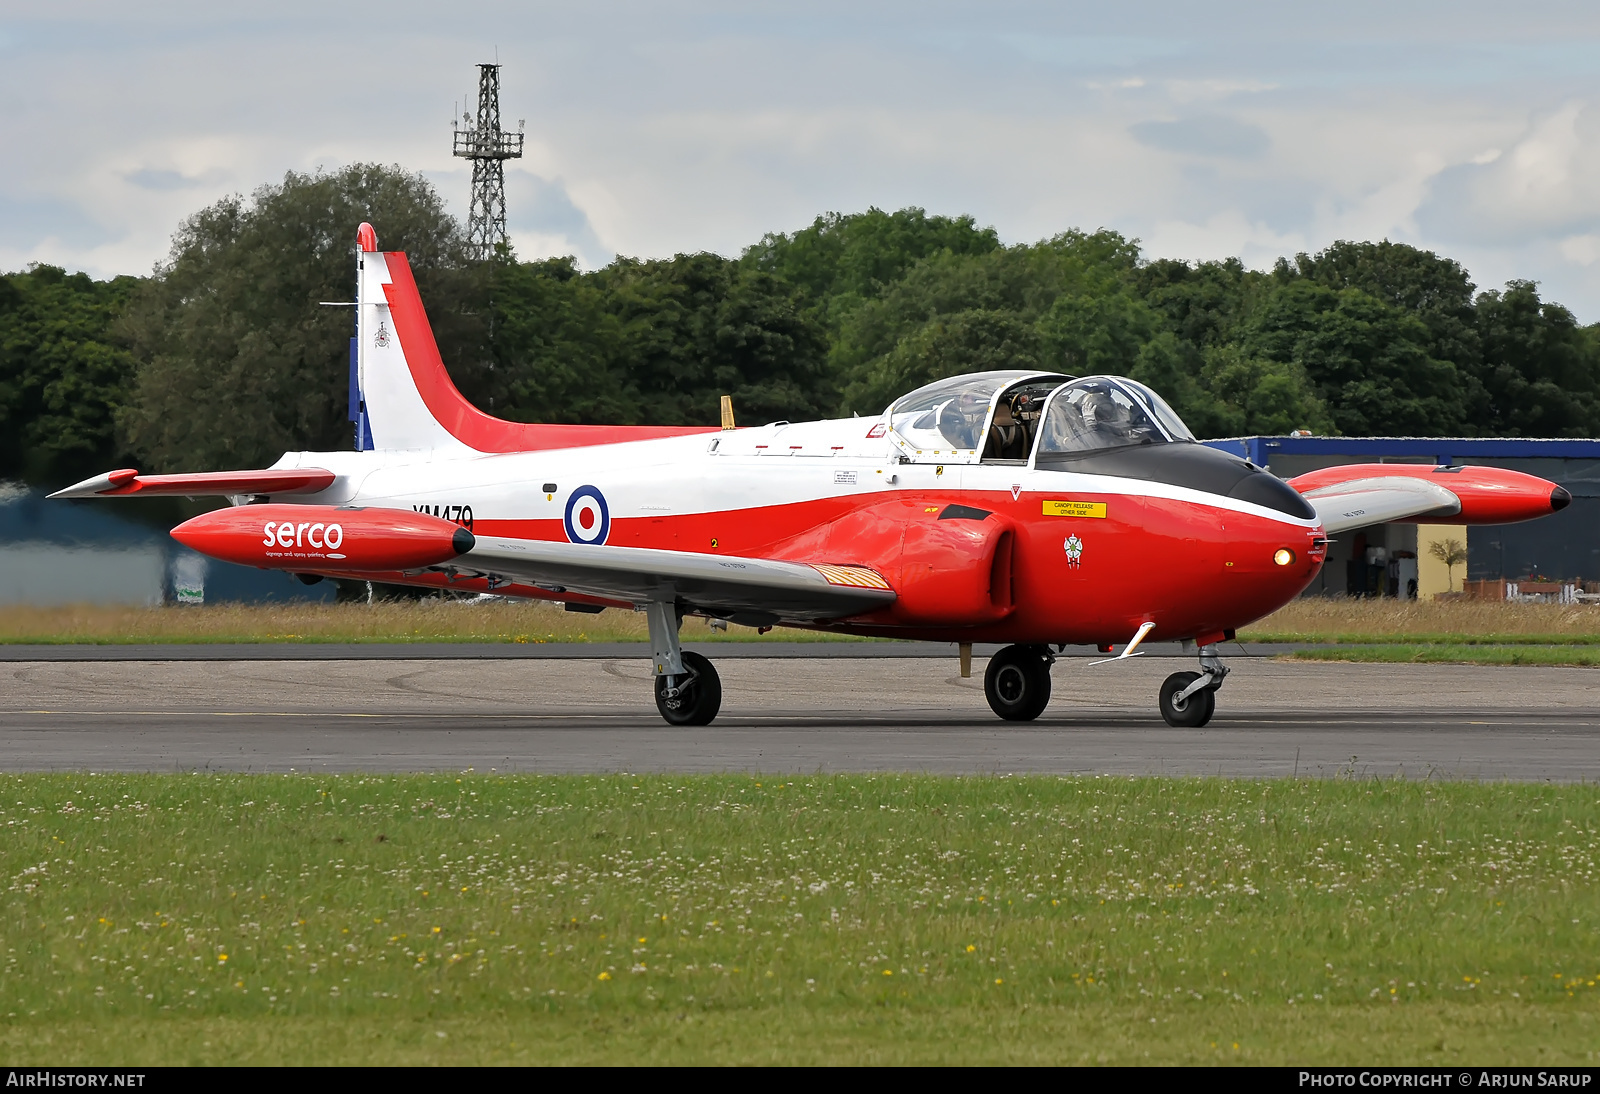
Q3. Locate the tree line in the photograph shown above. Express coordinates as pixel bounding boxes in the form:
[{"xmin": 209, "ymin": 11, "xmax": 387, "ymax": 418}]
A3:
[{"xmin": 4, "ymin": 162, "xmax": 1599, "ymax": 487}]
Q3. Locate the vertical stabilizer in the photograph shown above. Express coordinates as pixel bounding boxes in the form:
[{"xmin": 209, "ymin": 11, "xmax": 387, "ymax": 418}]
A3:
[
  {"xmin": 347, "ymin": 223, "xmax": 717, "ymax": 454},
  {"xmin": 355, "ymin": 226, "xmax": 473, "ymax": 453}
]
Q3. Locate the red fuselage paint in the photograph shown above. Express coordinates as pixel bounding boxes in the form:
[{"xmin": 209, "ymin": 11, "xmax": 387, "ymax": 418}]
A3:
[{"xmin": 249, "ymin": 487, "xmax": 1327, "ymax": 646}]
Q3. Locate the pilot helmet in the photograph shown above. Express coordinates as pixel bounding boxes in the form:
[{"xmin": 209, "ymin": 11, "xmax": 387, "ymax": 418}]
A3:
[{"xmin": 1079, "ymin": 390, "xmax": 1113, "ymax": 427}]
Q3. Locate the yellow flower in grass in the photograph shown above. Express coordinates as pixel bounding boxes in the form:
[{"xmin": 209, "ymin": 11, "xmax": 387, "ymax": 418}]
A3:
[{"xmin": 598, "ymin": 971, "xmax": 612, "ymax": 981}]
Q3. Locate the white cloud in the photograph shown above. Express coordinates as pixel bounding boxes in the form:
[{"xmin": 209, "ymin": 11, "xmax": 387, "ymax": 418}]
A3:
[
  {"xmin": 4, "ymin": 3, "xmax": 1600, "ymax": 318},
  {"xmin": 1560, "ymin": 233, "xmax": 1600, "ymax": 266},
  {"xmin": 1416, "ymin": 102, "xmax": 1600, "ymax": 247}
]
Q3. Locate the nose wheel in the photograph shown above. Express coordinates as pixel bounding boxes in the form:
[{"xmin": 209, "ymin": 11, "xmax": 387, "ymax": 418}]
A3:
[
  {"xmin": 1159, "ymin": 671, "xmax": 1215, "ymax": 727},
  {"xmin": 984, "ymin": 644, "xmax": 1054, "ymax": 721},
  {"xmin": 1158, "ymin": 643, "xmax": 1227, "ymax": 727}
]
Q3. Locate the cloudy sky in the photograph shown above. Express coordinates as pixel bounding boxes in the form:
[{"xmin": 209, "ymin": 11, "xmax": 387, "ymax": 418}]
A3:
[{"xmin": 6, "ymin": 2, "xmax": 1600, "ymax": 314}]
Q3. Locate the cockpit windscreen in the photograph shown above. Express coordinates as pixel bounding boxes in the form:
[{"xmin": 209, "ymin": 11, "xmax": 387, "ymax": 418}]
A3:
[{"xmin": 1035, "ymin": 376, "xmax": 1195, "ymax": 457}]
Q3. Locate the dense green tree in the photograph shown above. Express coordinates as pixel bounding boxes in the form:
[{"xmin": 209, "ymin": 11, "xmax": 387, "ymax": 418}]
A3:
[
  {"xmin": 589, "ymin": 252, "xmax": 829, "ymax": 425},
  {"xmin": 835, "ymin": 230, "xmax": 1144, "ymax": 412},
  {"xmin": 488, "ymin": 251, "xmax": 830, "ymax": 427},
  {"xmin": 0, "ymin": 264, "xmax": 140, "ymax": 486},
  {"xmin": 5, "ymin": 186, "xmax": 1595, "ymax": 485},
  {"xmin": 1285, "ymin": 240, "xmax": 1487, "ymax": 427},
  {"xmin": 1474, "ymin": 281, "xmax": 1600, "ymax": 436},
  {"xmin": 1133, "ymin": 256, "xmax": 1267, "ymax": 350},
  {"xmin": 842, "ymin": 309, "xmax": 1044, "ymax": 414},
  {"xmin": 479, "ymin": 256, "xmax": 629, "ymax": 424},
  {"xmin": 1241, "ymin": 280, "xmax": 1468, "ymax": 436},
  {"xmin": 117, "ymin": 164, "xmax": 485, "ymax": 472},
  {"xmin": 1196, "ymin": 345, "xmax": 1333, "ymax": 437},
  {"xmin": 743, "ymin": 207, "xmax": 1000, "ymax": 330}
]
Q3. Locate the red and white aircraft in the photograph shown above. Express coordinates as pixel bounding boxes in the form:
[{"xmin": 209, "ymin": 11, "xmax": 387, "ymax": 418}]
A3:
[{"xmin": 55, "ymin": 225, "xmax": 1571, "ymax": 726}]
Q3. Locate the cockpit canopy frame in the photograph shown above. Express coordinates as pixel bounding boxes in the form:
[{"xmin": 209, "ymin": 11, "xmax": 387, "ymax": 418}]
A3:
[
  {"xmin": 880, "ymin": 370, "xmax": 1196, "ymax": 467},
  {"xmin": 883, "ymin": 370, "xmax": 1070, "ymax": 465}
]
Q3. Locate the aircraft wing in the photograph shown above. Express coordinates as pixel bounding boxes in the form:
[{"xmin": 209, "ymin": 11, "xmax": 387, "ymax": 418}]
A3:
[
  {"xmin": 1296, "ymin": 476, "xmax": 1460, "ymax": 534},
  {"xmin": 459, "ymin": 535, "xmax": 896, "ymax": 625},
  {"xmin": 49, "ymin": 467, "xmax": 336, "ymax": 499}
]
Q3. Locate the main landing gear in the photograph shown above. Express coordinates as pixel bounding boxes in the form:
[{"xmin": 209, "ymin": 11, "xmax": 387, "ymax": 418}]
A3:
[
  {"xmin": 984, "ymin": 644, "xmax": 1055, "ymax": 721},
  {"xmin": 1158, "ymin": 644, "xmax": 1228, "ymax": 728},
  {"xmin": 646, "ymin": 601, "xmax": 722, "ymax": 725}
]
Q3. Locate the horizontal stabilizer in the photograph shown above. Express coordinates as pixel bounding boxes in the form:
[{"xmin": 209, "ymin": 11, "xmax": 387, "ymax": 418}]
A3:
[
  {"xmin": 48, "ymin": 468, "xmax": 337, "ymax": 499},
  {"xmin": 1298, "ymin": 476, "xmax": 1460, "ymax": 534},
  {"xmin": 460, "ymin": 535, "xmax": 896, "ymax": 623}
]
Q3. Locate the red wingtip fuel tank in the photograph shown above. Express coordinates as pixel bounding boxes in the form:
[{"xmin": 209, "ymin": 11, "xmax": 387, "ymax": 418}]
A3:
[
  {"xmin": 1287, "ymin": 463, "xmax": 1568, "ymax": 524},
  {"xmin": 170, "ymin": 505, "xmax": 473, "ymax": 572}
]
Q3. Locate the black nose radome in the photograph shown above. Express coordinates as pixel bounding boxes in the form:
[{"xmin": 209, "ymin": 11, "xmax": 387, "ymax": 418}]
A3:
[
  {"xmin": 452, "ymin": 527, "xmax": 476, "ymax": 555},
  {"xmin": 1552, "ymin": 486, "xmax": 1572, "ymax": 512}
]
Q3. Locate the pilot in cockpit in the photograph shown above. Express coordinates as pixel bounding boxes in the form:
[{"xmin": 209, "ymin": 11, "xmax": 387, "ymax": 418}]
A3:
[
  {"xmin": 1080, "ymin": 390, "xmax": 1139, "ymax": 444},
  {"xmin": 983, "ymin": 393, "xmax": 1037, "ymax": 460}
]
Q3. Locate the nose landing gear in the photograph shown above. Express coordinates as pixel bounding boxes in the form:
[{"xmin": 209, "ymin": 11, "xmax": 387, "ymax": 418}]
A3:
[
  {"xmin": 1159, "ymin": 643, "xmax": 1227, "ymax": 727},
  {"xmin": 984, "ymin": 644, "xmax": 1055, "ymax": 721}
]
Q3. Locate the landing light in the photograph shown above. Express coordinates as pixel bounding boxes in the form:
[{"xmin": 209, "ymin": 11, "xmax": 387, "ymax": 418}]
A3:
[{"xmin": 1273, "ymin": 548, "xmax": 1295, "ymax": 566}]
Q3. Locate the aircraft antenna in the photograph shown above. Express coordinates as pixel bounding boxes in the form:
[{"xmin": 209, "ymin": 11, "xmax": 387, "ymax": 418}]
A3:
[{"xmin": 452, "ymin": 62, "xmax": 523, "ymax": 262}]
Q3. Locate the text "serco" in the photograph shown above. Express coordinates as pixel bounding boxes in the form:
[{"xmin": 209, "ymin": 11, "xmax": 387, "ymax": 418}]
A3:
[{"xmin": 262, "ymin": 521, "xmax": 343, "ymax": 550}]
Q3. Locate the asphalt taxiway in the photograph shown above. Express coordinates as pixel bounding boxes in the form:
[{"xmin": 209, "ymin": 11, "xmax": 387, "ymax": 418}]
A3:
[{"xmin": 3, "ymin": 649, "xmax": 1598, "ymax": 780}]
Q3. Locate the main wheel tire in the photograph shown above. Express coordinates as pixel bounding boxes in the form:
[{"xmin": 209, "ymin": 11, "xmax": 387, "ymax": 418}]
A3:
[
  {"xmin": 654, "ymin": 651, "xmax": 722, "ymax": 726},
  {"xmin": 1159, "ymin": 671, "xmax": 1216, "ymax": 728},
  {"xmin": 983, "ymin": 644, "xmax": 1053, "ymax": 721}
]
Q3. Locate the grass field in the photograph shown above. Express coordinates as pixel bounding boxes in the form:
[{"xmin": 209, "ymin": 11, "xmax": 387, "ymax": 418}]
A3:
[
  {"xmin": 1246, "ymin": 599, "xmax": 1600, "ymax": 666},
  {"xmin": 1241, "ymin": 597, "xmax": 1600, "ymax": 645},
  {"xmin": 1292, "ymin": 645, "xmax": 1600, "ymax": 666},
  {"xmin": 0, "ymin": 601, "xmax": 866, "ymax": 646},
  {"xmin": 6, "ymin": 596, "xmax": 1600, "ymax": 651},
  {"xmin": 1, "ymin": 774, "xmax": 1597, "ymax": 1065}
]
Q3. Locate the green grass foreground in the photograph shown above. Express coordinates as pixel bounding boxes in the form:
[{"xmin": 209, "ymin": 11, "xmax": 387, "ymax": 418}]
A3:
[
  {"xmin": 1, "ymin": 775, "xmax": 1597, "ymax": 1065},
  {"xmin": 1290, "ymin": 644, "xmax": 1600, "ymax": 666}
]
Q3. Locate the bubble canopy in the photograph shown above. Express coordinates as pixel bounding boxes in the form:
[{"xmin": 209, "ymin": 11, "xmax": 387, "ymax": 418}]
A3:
[
  {"xmin": 886, "ymin": 371, "xmax": 1066, "ymax": 453},
  {"xmin": 1035, "ymin": 375, "xmax": 1195, "ymax": 457}
]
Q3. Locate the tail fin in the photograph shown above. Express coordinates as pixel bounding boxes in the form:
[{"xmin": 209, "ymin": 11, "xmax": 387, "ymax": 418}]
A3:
[{"xmin": 353, "ymin": 224, "xmax": 717, "ymax": 454}]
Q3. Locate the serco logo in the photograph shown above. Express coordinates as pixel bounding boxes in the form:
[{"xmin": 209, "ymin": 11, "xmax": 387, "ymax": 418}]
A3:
[
  {"xmin": 263, "ymin": 520, "xmax": 345, "ymax": 558},
  {"xmin": 563, "ymin": 485, "xmax": 610, "ymax": 545}
]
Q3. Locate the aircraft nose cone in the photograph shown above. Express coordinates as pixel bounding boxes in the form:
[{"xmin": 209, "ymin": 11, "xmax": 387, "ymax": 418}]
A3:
[
  {"xmin": 1552, "ymin": 486, "xmax": 1572, "ymax": 512},
  {"xmin": 452, "ymin": 526, "xmax": 476, "ymax": 555}
]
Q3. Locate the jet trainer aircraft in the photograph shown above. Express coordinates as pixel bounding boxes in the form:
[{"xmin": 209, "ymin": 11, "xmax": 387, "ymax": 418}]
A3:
[{"xmin": 54, "ymin": 225, "xmax": 1571, "ymax": 727}]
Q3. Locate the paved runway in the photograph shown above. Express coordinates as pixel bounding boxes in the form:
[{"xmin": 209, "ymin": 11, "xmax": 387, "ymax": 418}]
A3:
[{"xmin": 4, "ymin": 653, "xmax": 1599, "ymax": 780}]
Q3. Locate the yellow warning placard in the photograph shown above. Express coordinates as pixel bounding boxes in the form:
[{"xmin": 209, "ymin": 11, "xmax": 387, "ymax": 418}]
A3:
[{"xmin": 1043, "ymin": 499, "xmax": 1107, "ymax": 519}]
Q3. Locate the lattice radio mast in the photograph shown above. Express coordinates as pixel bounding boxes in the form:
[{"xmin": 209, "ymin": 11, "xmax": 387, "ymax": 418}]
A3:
[{"xmin": 453, "ymin": 63, "xmax": 524, "ymax": 261}]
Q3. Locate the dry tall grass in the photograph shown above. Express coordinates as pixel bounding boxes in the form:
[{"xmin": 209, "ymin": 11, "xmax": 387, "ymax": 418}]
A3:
[
  {"xmin": 0, "ymin": 600, "xmax": 769, "ymax": 645},
  {"xmin": 1242, "ymin": 597, "xmax": 1600, "ymax": 641},
  {"xmin": 5, "ymin": 595, "xmax": 1597, "ymax": 645}
]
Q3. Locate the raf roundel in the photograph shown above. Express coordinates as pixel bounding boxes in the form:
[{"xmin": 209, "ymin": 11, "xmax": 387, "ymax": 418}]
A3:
[{"xmin": 563, "ymin": 485, "xmax": 611, "ymax": 545}]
